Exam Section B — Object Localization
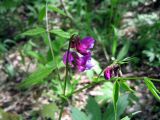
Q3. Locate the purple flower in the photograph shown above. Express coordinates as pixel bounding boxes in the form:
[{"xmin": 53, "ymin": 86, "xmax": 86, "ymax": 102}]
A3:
[
  {"xmin": 104, "ymin": 66, "xmax": 113, "ymax": 80},
  {"xmin": 75, "ymin": 54, "xmax": 94, "ymax": 72},
  {"xmin": 63, "ymin": 36, "xmax": 95, "ymax": 72},
  {"xmin": 63, "ymin": 51, "xmax": 74, "ymax": 67},
  {"xmin": 104, "ymin": 65, "xmax": 120, "ymax": 80},
  {"xmin": 71, "ymin": 36, "xmax": 95, "ymax": 55},
  {"xmin": 63, "ymin": 51, "xmax": 94, "ymax": 72}
]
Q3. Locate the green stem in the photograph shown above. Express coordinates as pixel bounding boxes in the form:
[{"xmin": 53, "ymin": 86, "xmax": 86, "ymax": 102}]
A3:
[
  {"xmin": 68, "ymin": 76, "xmax": 160, "ymax": 97},
  {"xmin": 120, "ymin": 77, "xmax": 160, "ymax": 82},
  {"xmin": 45, "ymin": 2, "xmax": 62, "ymax": 89},
  {"xmin": 58, "ymin": 105, "xmax": 64, "ymax": 120},
  {"xmin": 58, "ymin": 35, "xmax": 72, "ymax": 120},
  {"xmin": 67, "ymin": 70, "xmax": 104, "ymax": 97},
  {"xmin": 63, "ymin": 38, "xmax": 72, "ymax": 95}
]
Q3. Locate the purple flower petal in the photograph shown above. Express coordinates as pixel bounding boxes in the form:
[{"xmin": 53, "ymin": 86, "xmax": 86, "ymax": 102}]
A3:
[
  {"xmin": 104, "ymin": 66, "xmax": 112, "ymax": 80},
  {"xmin": 85, "ymin": 59, "xmax": 94, "ymax": 70},
  {"xmin": 75, "ymin": 54, "xmax": 93, "ymax": 72},
  {"xmin": 76, "ymin": 37, "xmax": 95, "ymax": 55},
  {"xmin": 63, "ymin": 36, "xmax": 95, "ymax": 72},
  {"xmin": 63, "ymin": 51, "xmax": 74, "ymax": 67},
  {"xmin": 81, "ymin": 37, "xmax": 95, "ymax": 49}
]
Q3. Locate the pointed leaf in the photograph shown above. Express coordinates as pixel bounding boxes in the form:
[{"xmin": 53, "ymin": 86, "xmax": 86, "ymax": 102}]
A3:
[
  {"xmin": 41, "ymin": 103, "xmax": 58, "ymax": 119},
  {"xmin": 121, "ymin": 116, "xmax": 130, "ymax": 120},
  {"xmin": 144, "ymin": 77, "xmax": 160, "ymax": 101},
  {"xmin": 48, "ymin": 5, "xmax": 66, "ymax": 16},
  {"xmin": 50, "ymin": 29, "xmax": 70, "ymax": 39},
  {"xmin": 112, "ymin": 25, "xmax": 118, "ymax": 57},
  {"xmin": 113, "ymin": 80, "xmax": 120, "ymax": 119},
  {"xmin": 117, "ymin": 41, "xmax": 130, "ymax": 60},
  {"xmin": 18, "ymin": 65, "xmax": 55, "ymax": 89},
  {"xmin": 120, "ymin": 81, "xmax": 134, "ymax": 92},
  {"xmin": 22, "ymin": 27, "xmax": 46, "ymax": 36},
  {"xmin": 71, "ymin": 107, "xmax": 88, "ymax": 120},
  {"xmin": 86, "ymin": 97, "xmax": 101, "ymax": 120},
  {"xmin": 38, "ymin": 7, "xmax": 46, "ymax": 21},
  {"xmin": 103, "ymin": 94, "xmax": 129, "ymax": 120}
]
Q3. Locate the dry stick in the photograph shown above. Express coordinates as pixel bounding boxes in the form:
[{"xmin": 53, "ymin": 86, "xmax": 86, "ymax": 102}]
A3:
[{"xmin": 45, "ymin": 2, "xmax": 62, "ymax": 88}]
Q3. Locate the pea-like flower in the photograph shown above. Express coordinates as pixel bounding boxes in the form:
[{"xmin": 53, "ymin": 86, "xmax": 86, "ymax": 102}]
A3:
[
  {"xmin": 104, "ymin": 65, "xmax": 120, "ymax": 80},
  {"xmin": 104, "ymin": 66, "xmax": 113, "ymax": 80},
  {"xmin": 63, "ymin": 36, "xmax": 95, "ymax": 72},
  {"xmin": 63, "ymin": 51, "xmax": 94, "ymax": 72},
  {"xmin": 71, "ymin": 36, "xmax": 95, "ymax": 55}
]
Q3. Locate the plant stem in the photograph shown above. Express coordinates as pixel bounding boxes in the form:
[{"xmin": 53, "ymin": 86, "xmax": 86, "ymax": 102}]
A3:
[
  {"xmin": 68, "ymin": 76, "xmax": 160, "ymax": 97},
  {"xmin": 58, "ymin": 35, "xmax": 72, "ymax": 120},
  {"xmin": 45, "ymin": 2, "xmax": 62, "ymax": 88},
  {"xmin": 58, "ymin": 105, "xmax": 64, "ymax": 120},
  {"xmin": 67, "ymin": 70, "xmax": 104, "ymax": 97},
  {"xmin": 63, "ymin": 39, "xmax": 72, "ymax": 95},
  {"xmin": 121, "ymin": 77, "xmax": 160, "ymax": 82},
  {"xmin": 60, "ymin": 0, "xmax": 74, "ymax": 23}
]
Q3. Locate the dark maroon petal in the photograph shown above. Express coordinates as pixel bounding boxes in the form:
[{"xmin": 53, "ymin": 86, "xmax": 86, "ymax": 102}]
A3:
[
  {"xmin": 63, "ymin": 51, "xmax": 74, "ymax": 66},
  {"xmin": 71, "ymin": 36, "xmax": 81, "ymax": 48}
]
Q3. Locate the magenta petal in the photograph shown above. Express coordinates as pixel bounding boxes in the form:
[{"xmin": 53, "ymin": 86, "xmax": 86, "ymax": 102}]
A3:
[
  {"xmin": 73, "ymin": 54, "xmax": 93, "ymax": 72},
  {"xmin": 76, "ymin": 37, "xmax": 95, "ymax": 55},
  {"xmin": 81, "ymin": 37, "xmax": 95, "ymax": 49},
  {"xmin": 77, "ymin": 65, "xmax": 86, "ymax": 72},
  {"xmin": 104, "ymin": 67, "xmax": 112, "ymax": 80},
  {"xmin": 63, "ymin": 51, "xmax": 74, "ymax": 66}
]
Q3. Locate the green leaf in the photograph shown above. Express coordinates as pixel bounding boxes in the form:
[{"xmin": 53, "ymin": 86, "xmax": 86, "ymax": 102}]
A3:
[
  {"xmin": 144, "ymin": 77, "xmax": 160, "ymax": 101},
  {"xmin": 95, "ymin": 82, "xmax": 113, "ymax": 105},
  {"xmin": 121, "ymin": 116, "xmax": 130, "ymax": 120},
  {"xmin": 0, "ymin": 43, "xmax": 7, "ymax": 52},
  {"xmin": 113, "ymin": 80, "xmax": 120, "ymax": 119},
  {"xmin": 18, "ymin": 65, "xmax": 55, "ymax": 89},
  {"xmin": 103, "ymin": 94, "xmax": 129, "ymax": 120},
  {"xmin": 112, "ymin": 25, "xmax": 118, "ymax": 57},
  {"xmin": 71, "ymin": 107, "xmax": 88, "ymax": 120},
  {"xmin": 86, "ymin": 97, "xmax": 101, "ymax": 120},
  {"xmin": 41, "ymin": 103, "xmax": 58, "ymax": 120},
  {"xmin": 22, "ymin": 27, "xmax": 46, "ymax": 36},
  {"xmin": 117, "ymin": 40, "xmax": 130, "ymax": 60},
  {"xmin": 26, "ymin": 51, "xmax": 46, "ymax": 64},
  {"xmin": 48, "ymin": 5, "xmax": 66, "ymax": 16},
  {"xmin": 50, "ymin": 29, "xmax": 70, "ymax": 39},
  {"xmin": 38, "ymin": 7, "xmax": 46, "ymax": 21},
  {"xmin": 120, "ymin": 81, "xmax": 134, "ymax": 92},
  {"xmin": 42, "ymin": 33, "xmax": 49, "ymax": 45},
  {"xmin": 0, "ymin": 109, "xmax": 20, "ymax": 120},
  {"xmin": 144, "ymin": 77, "xmax": 160, "ymax": 94}
]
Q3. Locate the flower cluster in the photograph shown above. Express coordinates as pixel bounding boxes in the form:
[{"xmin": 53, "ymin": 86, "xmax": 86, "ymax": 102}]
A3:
[
  {"xmin": 63, "ymin": 36, "xmax": 95, "ymax": 72},
  {"xmin": 104, "ymin": 64, "xmax": 120, "ymax": 80}
]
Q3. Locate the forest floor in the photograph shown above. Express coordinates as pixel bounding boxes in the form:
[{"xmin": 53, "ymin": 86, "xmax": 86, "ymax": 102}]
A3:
[{"xmin": 0, "ymin": 47, "xmax": 160, "ymax": 120}]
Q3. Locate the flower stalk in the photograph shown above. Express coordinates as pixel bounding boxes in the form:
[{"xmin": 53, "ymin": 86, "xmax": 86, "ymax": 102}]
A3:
[{"xmin": 58, "ymin": 36, "xmax": 73, "ymax": 120}]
